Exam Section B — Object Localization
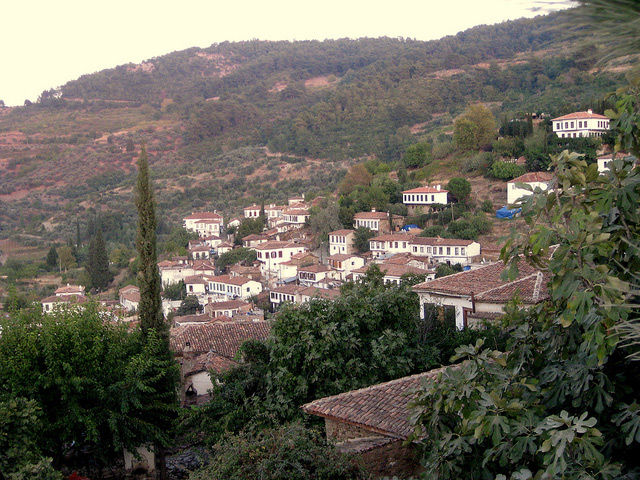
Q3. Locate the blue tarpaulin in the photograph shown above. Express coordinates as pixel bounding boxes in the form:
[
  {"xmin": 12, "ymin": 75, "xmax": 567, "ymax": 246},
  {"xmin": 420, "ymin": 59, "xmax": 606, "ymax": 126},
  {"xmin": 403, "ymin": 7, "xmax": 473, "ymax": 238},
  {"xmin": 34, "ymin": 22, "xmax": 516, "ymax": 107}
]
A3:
[{"xmin": 496, "ymin": 206, "xmax": 521, "ymax": 219}]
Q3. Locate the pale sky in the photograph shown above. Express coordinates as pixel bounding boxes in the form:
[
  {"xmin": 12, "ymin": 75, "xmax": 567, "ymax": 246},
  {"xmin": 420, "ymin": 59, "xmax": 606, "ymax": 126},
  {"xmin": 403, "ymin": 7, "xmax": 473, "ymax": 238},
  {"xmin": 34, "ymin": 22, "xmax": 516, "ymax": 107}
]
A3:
[{"xmin": 0, "ymin": 0, "xmax": 566, "ymax": 106}]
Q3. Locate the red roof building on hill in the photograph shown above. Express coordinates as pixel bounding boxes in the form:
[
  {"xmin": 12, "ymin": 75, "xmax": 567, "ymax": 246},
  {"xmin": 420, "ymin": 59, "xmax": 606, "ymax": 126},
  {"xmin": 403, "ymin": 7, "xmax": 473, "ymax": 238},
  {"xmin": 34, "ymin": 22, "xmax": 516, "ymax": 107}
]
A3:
[
  {"xmin": 551, "ymin": 109, "xmax": 609, "ymax": 138},
  {"xmin": 402, "ymin": 184, "xmax": 449, "ymax": 214}
]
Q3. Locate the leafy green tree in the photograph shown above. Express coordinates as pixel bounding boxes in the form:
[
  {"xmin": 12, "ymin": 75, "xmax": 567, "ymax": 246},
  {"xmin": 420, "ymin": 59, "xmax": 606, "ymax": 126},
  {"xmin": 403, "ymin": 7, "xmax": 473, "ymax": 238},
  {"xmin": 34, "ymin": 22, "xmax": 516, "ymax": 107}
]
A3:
[
  {"xmin": 163, "ymin": 280, "xmax": 185, "ymax": 301},
  {"xmin": 454, "ymin": 104, "xmax": 496, "ymax": 151},
  {"xmin": 235, "ymin": 218, "xmax": 265, "ymax": 245},
  {"xmin": 45, "ymin": 245, "xmax": 59, "ymax": 272},
  {"xmin": 135, "ymin": 146, "xmax": 166, "ymax": 339},
  {"xmin": 57, "ymin": 245, "xmax": 76, "ymax": 272},
  {"xmin": 85, "ymin": 228, "xmax": 112, "ymax": 291},
  {"xmin": 490, "ymin": 160, "xmax": 526, "ymax": 180},
  {"xmin": 176, "ymin": 295, "xmax": 202, "ymax": 316},
  {"xmin": 216, "ymin": 247, "xmax": 257, "ymax": 271},
  {"xmin": 308, "ymin": 199, "xmax": 343, "ymax": 246},
  {"xmin": 188, "ymin": 422, "xmax": 367, "ymax": 480},
  {"xmin": 402, "ymin": 141, "xmax": 432, "ymax": 168},
  {"xmin": 353, "ymin": 226, "xmax": 375, "ymax": 253},
  {"xmin": 446, "ymin": 177, "xmax": 472, "ymax": 203},
  {"xmin": 0, "ymin": 397, "xmax": 61, "ymax": 479},
  {"xmin": 266, "ymin": 266, "xmax": 440, "ymax": 420},
  {"xmin": 409, "ymin": 150, "xmax": 640, "ymax": 479},
  {"xmin": 0, "ymin": 303, "xmax": 179, "ymax": 469}
]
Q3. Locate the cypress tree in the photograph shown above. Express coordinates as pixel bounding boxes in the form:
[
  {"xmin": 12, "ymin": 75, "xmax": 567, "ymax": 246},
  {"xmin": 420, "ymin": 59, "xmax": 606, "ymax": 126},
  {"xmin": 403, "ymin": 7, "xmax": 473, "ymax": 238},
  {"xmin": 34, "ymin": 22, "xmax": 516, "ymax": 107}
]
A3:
[
  {"xmin": 86, "ymin": 228, "xmax": 111, "ymax": 290},
  {"xmin": 135, "ymin": 146, "xmax": 166, "ymax": 339},
  {"xmin": 45, "ymin": 245, "xmax": 59, "ymax": 272}
]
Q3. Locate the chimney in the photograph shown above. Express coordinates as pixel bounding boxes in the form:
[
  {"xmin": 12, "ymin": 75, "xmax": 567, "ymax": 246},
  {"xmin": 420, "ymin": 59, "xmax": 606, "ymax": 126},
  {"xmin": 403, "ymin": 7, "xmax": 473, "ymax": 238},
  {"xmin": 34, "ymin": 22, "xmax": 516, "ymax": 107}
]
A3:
[
  {"xmin": 371, "ymin": 208, "xmax": 376, "ymax": 213},
  {"xmin": 436, "ymin": 185, "xmax": 441, "ymax": 191},
  {"xmin": 588, "ymin": 109, "xmax": 593, "ymax": 114}
]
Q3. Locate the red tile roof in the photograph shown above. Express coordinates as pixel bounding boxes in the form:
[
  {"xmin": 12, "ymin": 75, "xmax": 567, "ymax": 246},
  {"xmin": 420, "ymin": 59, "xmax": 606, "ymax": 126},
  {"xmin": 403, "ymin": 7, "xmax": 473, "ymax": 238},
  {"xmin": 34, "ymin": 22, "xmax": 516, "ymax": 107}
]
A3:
[
  {"xmin": 402, "ymin": 185, "xmax": 448, "ymax": 194},
  {"xmin": 255, "ymin": 241, "xmax": 302, "ymax": 250},
  {"xmin": 413, "ymin": 261, "xmax": 549, "ymax": 304},
  {"xmin": 300, "ymin": 286, "xmax": 341, "ymax": 300},
  {"xmin": 302, "ymin": 368, "xmax": 449, "ymax": 439},
  {"xmin": 410, "ymin": 237, "xmax": 475, "ymax": 247},
  {"xmin": 508, "ymin": 172, "xmax": 553, "ymax": 183},
  {"xmin": 552, "ymin": 111, "xmax": 608, "ymax": 121},
  {"xmin": 328, "ymin": 229, "xmax": 355, "ymax": 236},
  {"xmin": 170, "ymin": 320, "xmax": 271, "ymax": 356},
  {"xmin": 184, "ymin": 211, "xmax": 222, "ymax": 220},
  {"xmin": 354, "ymin": 211, "xmax": 393, "ymax": 220},
  {"xmin": 208, "ymin": 274, "xmax": 254, "ymax": 286}
]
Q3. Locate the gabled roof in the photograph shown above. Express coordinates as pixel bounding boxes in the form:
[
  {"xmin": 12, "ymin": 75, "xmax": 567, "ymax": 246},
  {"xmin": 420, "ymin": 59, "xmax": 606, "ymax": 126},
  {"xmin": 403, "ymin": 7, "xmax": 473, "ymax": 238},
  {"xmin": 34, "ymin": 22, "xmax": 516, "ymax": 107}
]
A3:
[
  {"xmin": 302, "ymin": 368, "xmax": 448, "ymax": 439},
  {"xmin": 184, "ymin": 275, "xmax": 208, "ymax": 285},
  {"xmin": 402, "ymin": 185, "xmax": 448, "ymax": 194},
  {"xmin": 328, "ymin": 229, "xmax": 355, "ymax": 236},
  {"xmin": 270, "ymin": 284, "xmax": 306, "ymax": 295},
  {"xmin": 255, "ymin": 241, "xmax": 303, "ymax": 250},
  {"xmin": 170, "ymin": 320, "xmax": 271, "ymax": 355},
  {"xmin": 328, "ymin": 253, "xmax": 362, "ymax": 262},
  {"xmin": 413, "ymin": 261, "xmax": 549, "ymax": 304},
  {"xmin": 207, "ymin": 299, "xmax": 251, "ymax": 311},
  {"xmin": 184, "ymin": 211, "xmax": 222, "ymax": 221},
  {"xmin": 508, "ymin": 172, "xmax": 553, "ymax": 183},
  {"xmin": 410, "ymin": 237, "xmax": 475, "ymax": 247},
  {"xmin": 552, "ymin": 111, "xmax": 608, "ymax": 121},
  {"xmin": 55, "ymin": 284, "xmax": 85, "ymax": 295},
  {"xmin": 354, "ymin": 211, "xmax": 392, "ymax": 220},
  {"xmin": 298, "ymin": 264, "xmax": 331, "ymax": 273},
  {"xmin": 300, "ymin": 286, "xmax": 341, "ymax": 300},
  {"xmin": 207, "ymin": 274, "xmax": 255, "ymax": 286}
]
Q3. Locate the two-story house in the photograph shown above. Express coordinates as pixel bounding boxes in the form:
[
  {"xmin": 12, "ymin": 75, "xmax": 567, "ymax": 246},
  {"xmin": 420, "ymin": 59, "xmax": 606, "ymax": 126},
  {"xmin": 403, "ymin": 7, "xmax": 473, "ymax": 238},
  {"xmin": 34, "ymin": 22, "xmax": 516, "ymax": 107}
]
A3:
[
  {"xmin": 409, "ymin": 237, "xmax": 480, "ymax": 266},
  {"xmin": 206, "ymin": 275, "xmax": 263, "ymax": 300},
  {"xmin": 327, "ymin": 254, "xmax": 366, "ymax": 281},
  {"xmin": 369, "ymin": 234, "xmax": 416, "ymax": 259},
  {"xmin": 328, "ymin": 229, "xmax": 356, "ymax": 255},
  {"xmin": 183, "ymin": 212, "xmax": 223, "ymax": 237},
  {"xmin": 353, "ymin": 210, "xmax": 404, "ymax": 233},
  {"xmin": 255, "ymin": 241, "xmax": 308, "ymax": 278},
  {"xmin": 402, "ymin": 185, "xmax": 449, "ymax": 214},
  {"xmin": 552, "ymin": 109, "xmax": 610, "ymax": 138}
]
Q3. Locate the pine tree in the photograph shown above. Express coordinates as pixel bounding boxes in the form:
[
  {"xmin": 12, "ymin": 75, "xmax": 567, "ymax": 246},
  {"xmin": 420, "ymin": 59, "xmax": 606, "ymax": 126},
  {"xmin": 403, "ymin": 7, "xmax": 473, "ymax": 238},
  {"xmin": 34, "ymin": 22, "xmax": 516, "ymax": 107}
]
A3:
[
  {"xmin": 86, "ymin": 228, "xmax": 111, "ymax": 291},
  {"xmin": 135, "ymin": 146, "xmax": 167, "ymax": 339}
]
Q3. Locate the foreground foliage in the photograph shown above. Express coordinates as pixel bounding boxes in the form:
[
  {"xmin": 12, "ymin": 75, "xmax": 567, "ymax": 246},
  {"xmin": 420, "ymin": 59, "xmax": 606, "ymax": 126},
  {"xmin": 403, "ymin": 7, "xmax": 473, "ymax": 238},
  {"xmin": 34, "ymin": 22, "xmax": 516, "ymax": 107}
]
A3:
[
  {"xmin": 189, "ymin": 422, "xmax": 367, "ymax": 480},
  {"xmin": 0, "ymin": 303, "xmax": 179, "ymax": 471},
  {"xmin": 409, "ymin": 144, "xmax": 640, "ymax": 477}
]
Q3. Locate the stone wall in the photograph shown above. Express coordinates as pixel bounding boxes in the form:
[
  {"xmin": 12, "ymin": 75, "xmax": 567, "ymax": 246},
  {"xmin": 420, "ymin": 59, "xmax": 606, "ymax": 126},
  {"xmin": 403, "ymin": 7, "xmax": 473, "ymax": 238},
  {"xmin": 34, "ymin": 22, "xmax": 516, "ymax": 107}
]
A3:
[{"xmin": 325, "ymin": 418, "xmax": 376, "ymax": 442}]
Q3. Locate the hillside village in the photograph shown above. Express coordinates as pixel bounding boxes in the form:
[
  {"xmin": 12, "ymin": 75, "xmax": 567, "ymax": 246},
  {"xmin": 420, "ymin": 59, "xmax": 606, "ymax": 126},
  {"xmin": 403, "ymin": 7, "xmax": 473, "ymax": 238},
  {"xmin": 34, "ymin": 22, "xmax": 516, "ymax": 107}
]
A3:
[{"xmin": 2, "ymin": 5, "xmax": 640, "ymax": 477}]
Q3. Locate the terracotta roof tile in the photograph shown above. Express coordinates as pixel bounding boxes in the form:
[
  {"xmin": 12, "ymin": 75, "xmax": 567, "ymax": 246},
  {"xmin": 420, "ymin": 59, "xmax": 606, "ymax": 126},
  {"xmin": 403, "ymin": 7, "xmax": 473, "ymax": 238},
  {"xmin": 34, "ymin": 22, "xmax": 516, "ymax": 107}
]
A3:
[
  {"xmin": 413, "ymin": 261, "xmax": 549, "ymax": 304},
  {"xmin": 552, "ymin": 111, "xmax": 608, "ymax": 121},
  {"xmin": 302, "ymin": 368, "xmax": 448, "ymax": 439},
  {"xmin": 508, "ymin": 172, "xmax": 553, "ymax": 183},
  {"xmin": 170, "ymin": 320, "xmax": 271, "ymax": 356},
  {"xmin": 401, "ymin": 185, "xmax": 448, "ymax": 194}
]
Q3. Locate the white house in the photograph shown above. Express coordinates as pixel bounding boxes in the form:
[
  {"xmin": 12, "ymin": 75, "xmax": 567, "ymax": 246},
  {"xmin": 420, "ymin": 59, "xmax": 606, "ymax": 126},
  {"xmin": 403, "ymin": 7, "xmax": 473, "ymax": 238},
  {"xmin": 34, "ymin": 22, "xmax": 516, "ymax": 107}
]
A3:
[
  {"xmin": 353, "ymin": 210, "xmax": 403, "ymax": 233},
  {"xmin": 328, "ymin": 229, "xmax": 356, "ymax": 255},
  {"xmin": 119, "ymin": 285, "xmax": 140, "ymax": 312},
  {"xmin": 269, "ymin": 285, "xmax": 339, "ymax": 310},
  {"xmin": 402, "ymin": 185, "xmax": 449, "ymax": 215},
  {"xmin": 327, "ymin": 254, "xmax": 366, "ymax": 281},
  {"xmin": 507, "ymin": 172, "xmax": 553, "ymax": 205},
  {"xmin": 298, "ymin": 264, "xmax": 337, "ymax": 287},
  {"xmin": 206, "ymin": 275, "xmax": 263, "ymax": 300},
  {"xmin": 183, "ymin": 212, "xmax": 223, "ymax": 237},
  {"xmin": 243, "ymin": 234, "xmax": 269, "ymax": 249},
  {"xmin": 184, "ymin": 275, "xmax": 209, "ymax": 296},
  {"xmin": 551, "ymin": 110, "xmax": 609, "ymax": 138},
  {"xmin": 189, "ymin": 245, "xmax": 211, "ymax": 261},
  {"xmin": 352, "ymin": 264, "xmax": 434, "ymax": 285},
  {"xmin": 409, "ymin": 237, "xmax": 480, "ymax": 266},
  {"xmin": 255, "ymin": 241, "xmax": 308, "ymax": 278},
  {"xmin": 369, "ymin": 234, "xmax": 416, "ymax": 259},
  {"xmin": 243, "ymin": 204, "xmax": 261, "ymax": 218},
  {"xmin": 597, "ymin": 152, "xmax": 636, "ymax": 174},
  {"xmin": 281, "ymin": 207, "xmax": 310, "ymax": 230}
]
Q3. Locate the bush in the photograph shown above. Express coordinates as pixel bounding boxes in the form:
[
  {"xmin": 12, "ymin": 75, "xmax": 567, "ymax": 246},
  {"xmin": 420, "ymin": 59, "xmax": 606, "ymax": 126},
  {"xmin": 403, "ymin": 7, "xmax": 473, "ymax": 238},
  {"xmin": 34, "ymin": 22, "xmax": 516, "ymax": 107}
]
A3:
[
  {"xmin": 189, "ymin": 423, "xmax": 367, "ymax": 480},
  {"xmin": 489, "ymin": 161, "xmax": 525, "ymax": 180}
]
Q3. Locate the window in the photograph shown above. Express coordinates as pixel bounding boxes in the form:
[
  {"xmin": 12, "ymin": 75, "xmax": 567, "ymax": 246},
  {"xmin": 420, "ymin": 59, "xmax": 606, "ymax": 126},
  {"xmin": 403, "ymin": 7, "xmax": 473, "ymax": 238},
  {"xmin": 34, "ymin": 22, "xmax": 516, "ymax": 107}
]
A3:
[
  {"xmin": 461, "ymin": 248, "xmax": 466, "ymax": 256},
  {"xmin": 278, "ymin": 251, "xmax": 283, "ymax": 258},
  {"xmin": 455, "ymin": 247, "xmax": 459, "ymax": 255},
  {"xmin": 446, "ymin": 247, "xmax": 451, "ymax": 255}
]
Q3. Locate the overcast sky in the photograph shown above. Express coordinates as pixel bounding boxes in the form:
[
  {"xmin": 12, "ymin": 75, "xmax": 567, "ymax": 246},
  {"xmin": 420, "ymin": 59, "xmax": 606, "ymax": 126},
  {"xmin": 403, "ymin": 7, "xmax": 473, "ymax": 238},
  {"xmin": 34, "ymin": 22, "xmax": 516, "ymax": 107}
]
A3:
[{"xmin": 0, "ymin": 0, "xmax": 567, "ymax": 106}]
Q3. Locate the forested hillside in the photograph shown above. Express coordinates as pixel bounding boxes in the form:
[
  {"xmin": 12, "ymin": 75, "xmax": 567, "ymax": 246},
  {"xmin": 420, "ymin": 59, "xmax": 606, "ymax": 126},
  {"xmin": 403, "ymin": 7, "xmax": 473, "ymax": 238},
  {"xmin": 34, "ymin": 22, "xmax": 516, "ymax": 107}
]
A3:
[{"xmin": 0, "ymin": 9, "xmax": 627, "ymax": 244}]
